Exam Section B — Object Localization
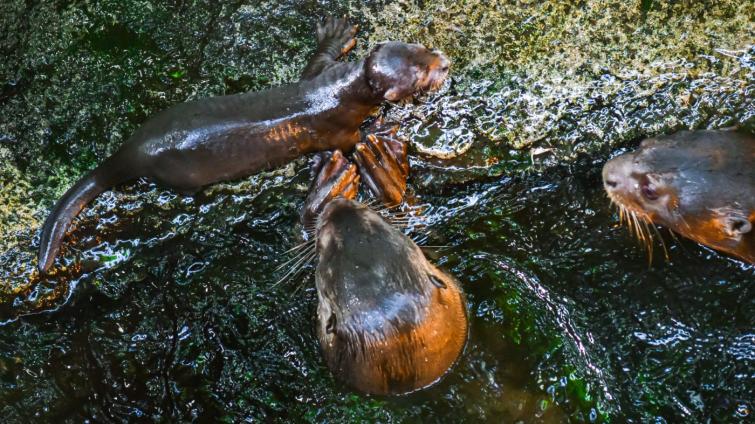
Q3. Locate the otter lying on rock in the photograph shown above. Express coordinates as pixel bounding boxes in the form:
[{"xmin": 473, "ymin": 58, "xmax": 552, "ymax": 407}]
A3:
[
  {"xmin": 603, "ymin": 129, "xmax": 754, "ymax": 264},
  {"xmin": 37, "ymin": 17, "xmax": 450, "ymax": 273}
]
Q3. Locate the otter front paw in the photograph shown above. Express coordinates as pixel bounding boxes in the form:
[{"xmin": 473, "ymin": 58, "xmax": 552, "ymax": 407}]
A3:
[
  {"xmin": 302, "ymin": 150, "xmax": 360, "ymax": 226},
  {"xmin": 354, "ymin": 130, "xmax": 409, "ymax": 207},
  {"xmin": 316, "ymin": 16, "xmax": 358, "ymax": 57}
]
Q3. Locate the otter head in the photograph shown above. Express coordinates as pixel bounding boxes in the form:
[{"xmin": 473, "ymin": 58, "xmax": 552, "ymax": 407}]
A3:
[
  {"xmin": 365, "ymin": 42, "xmax": 450, "ymax": 102},
  {"xmin": 603, "ymin": 130, "xmax": 754, "ymax": 263},
  {"xmin": 314, "ymin": 198, "xmax": 467, "ymax": 395}
]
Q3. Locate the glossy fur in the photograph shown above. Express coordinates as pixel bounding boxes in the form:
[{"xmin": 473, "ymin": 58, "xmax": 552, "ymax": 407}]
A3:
[{"xmin": 314, "ymin": 198, "xmax": 467, "ymax": 395}]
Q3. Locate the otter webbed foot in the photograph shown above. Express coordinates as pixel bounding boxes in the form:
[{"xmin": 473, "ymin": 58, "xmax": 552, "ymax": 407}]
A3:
[
  {"xmin": 301, "ymin": 150, "xmax": 360, "ymax": 226},
  {"xmin": 302, "ymin": 16, "xmax": 358, "ymax": 79},
  {"xmin": 354, "ymin": 125, "xmax": 409, "ymax": 207}
]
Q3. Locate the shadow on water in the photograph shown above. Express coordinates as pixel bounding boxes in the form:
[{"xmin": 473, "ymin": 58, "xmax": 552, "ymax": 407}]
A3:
[{"xmin": 0, "ymin": 0, "xmax": 753, "ymax": 422}]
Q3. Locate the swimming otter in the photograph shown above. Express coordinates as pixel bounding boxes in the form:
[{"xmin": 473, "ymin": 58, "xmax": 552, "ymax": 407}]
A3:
[
  {"xmin": 300, "ymin": 150, "xmax": 467, "ymax": 395},
  {"xmin": 37, "ymin": 17, "xmax": 450, "ymax": 273},
  {"xmin": 602, "ymin": 129, "xmax": 754, "ymax": 264}
]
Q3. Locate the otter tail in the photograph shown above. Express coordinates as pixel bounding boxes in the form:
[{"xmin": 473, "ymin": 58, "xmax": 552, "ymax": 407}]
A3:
[{"xmin": 38, "ymin": 152, "xmax": 136, "ymax": 273}]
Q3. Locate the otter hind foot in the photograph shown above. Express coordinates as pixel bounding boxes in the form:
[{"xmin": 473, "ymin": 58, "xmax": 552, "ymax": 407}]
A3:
[{"xmin": 354, "ymin": 131, "xmax": 409, "ymax": 207}]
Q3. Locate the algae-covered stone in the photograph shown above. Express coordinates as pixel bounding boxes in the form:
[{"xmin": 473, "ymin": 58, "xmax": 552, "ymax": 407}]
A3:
[{"xmin": 361, "ymin": 0, "xmax": 753, "ymax": 179}]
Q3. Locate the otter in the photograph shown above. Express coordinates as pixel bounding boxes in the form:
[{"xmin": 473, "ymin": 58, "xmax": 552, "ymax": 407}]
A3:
[
  {"xmin": 298, "ymin": 148, "xmax": 468, "ymax": 395},
  {"xmin": 37, "ymin": 17, "xmax": 450, "ymax": 273},
  {"xmin": 603, "ymin": 129, "xmax": 754, "ymax": 264}
]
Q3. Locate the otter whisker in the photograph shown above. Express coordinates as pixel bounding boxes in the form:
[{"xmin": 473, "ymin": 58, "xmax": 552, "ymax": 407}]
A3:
[
  {"xmin": 634, "ymin": 213, "xmax": 650, "ymax": 250},
  {"xmin": 291, "ymin": 279, "xmax": 311, "ymax": 297},
  {"xmin": 612, "ymin": 202, "xmax": 667, "ymax": 264},
  {"xmin": 390, "ymin": 223, "xmax": 416, "ymax": 229},
  {"xmin": 370, "ymin": 201, "xmax": 406, "ymax": 213},
  {"xmin": 634, "ymin": 213, "xmax": 644, "ymax": 241},
  {"xmin": 649, "ymin": 223, "xmax": 670, "ymax": 260},
  {"xmin": 274, "ymin": 250, "xmax": 315, "ymax": 280},
  {"xmin": 383, "ymin": 210, "xmax": 413, "ymax": 217},
  {"xmin": 633, "ymin": 213, "xmax": 646, "ymax": 244},
  {"xmin": 283, "ymin": 238, "xmax": 315, "ymax": 255},
  {"xmin": 380, "ymin": 207, "xmax": 426, "ymax": 222},
  {"xmin": 625, "ymin": 208, "xmax": 636, "ymax": 236},
  {"xmin": 640, "ymin": 219, "xmax": 654, "ymax": 264},
  {"xmin": 421, "ymin": 245, "xmax": 451, "ymax": 250},
  {"xmin": 291, "ymin": 249, "xmax": 317, "ymax": 273},
  {"xmin": 412, "ymin": 234, "xmax": 429, "ymax": 245},
  {"xmin": 388, "ymin": 221, "xmax": 409, "ymax": 228},
  {"xmin": 618, "ymin": 206, "xmax": 626, "ymax": 227},
  {"xmin": 384, "ymin": 215, "xmax": 423, "ymax": 224},
  {"xmin": 636, "ymin": 215, "xmax": 648, "ymax": 246},
  {"xmin": 371, "ymin": 206, "xmax": 399, "ymax": 215},
  {"xmin": 273, "ymin": 249, "xmax": 317, "ymax": 287},
  {"xmin": 275, "ymin": 244, "xmax": 316, "ymax": 272},
  {"xmin": 387, "ymin": 218, "xmax": 416, "ymax": 224},
  {"xmin": 303, "ymin": 223, "xmax": 318, "ymax": 238},
  {"xmin": 623, "ymin": 206, "xmax": 667, "ymax": 265}
]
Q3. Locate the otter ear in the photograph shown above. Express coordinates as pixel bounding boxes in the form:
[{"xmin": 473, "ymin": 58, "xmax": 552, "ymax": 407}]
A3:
[{"xmin": 723, "ymin": 215, "xmax": 752, "ymax": 237}]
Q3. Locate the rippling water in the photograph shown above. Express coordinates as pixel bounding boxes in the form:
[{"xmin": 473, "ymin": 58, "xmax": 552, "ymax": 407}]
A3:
[{"xmin": 0, "ymin": 0, "xmax": 753, "ymax": 422}]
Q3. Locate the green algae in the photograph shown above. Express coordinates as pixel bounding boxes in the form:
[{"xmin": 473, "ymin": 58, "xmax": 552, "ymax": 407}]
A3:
[{"xmin": 0, "ymin": 147, "xmax": 38, "ymax": 243}]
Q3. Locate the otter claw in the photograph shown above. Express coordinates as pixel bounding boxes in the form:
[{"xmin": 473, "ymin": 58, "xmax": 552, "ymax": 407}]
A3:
[
  {"xmin": 354, "ymin": 132, "xmax": 409, "ymax": 206},
  {"xmin": 302, "ymin": 150, "xmax": 360, "ymax": 226}
]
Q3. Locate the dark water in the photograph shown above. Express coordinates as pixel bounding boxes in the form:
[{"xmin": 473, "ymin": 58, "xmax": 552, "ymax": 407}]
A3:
[{"xmin": 1, "ymin": 0, "xmax": 753, "ymax": 422}]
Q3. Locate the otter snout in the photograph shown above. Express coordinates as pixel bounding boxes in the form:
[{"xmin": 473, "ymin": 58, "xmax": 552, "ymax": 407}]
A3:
[
  {"xmin": 427, "ymin": 51, "xmax": 451, "ymax": 91},
  {"xmin": 602, "ymin": 154, "xmax": 635, "ymax": 200}
]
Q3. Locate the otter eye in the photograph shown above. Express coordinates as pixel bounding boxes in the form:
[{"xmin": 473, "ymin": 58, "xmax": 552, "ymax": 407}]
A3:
[
  {"xmin": 640, "ymin": 183, "xmax": 658, "ymax": 200},
  {"xmin": 428, "ymin": 274, "xmax": 447, "ymax": 289}
]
